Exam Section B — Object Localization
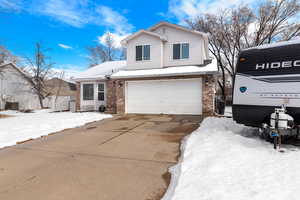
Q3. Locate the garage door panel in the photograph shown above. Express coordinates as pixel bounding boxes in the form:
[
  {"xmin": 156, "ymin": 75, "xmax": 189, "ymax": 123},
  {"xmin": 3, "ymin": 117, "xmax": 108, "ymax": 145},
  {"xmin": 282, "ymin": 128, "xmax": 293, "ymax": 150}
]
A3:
[{"xmin": 126, "ymin": 79, "xmax": 202, "ymax": 115}]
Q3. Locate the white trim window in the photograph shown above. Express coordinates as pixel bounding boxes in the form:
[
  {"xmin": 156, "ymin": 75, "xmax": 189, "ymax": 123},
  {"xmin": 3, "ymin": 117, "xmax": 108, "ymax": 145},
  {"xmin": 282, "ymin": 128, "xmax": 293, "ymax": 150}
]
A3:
[
  {"xmin": 98, "ymin": 83, "xmax": 105, "ymax": 101},
  {"xmin": 136, "ymin": 45, "xmax": 150, "ymax": 61},
  {"xmin": 173, "ymin": 43, "xmax": 189, "ymax": 60},
  {"xmin": 83, "ymin": 84, "xmax": 94, "ymax": 100}
]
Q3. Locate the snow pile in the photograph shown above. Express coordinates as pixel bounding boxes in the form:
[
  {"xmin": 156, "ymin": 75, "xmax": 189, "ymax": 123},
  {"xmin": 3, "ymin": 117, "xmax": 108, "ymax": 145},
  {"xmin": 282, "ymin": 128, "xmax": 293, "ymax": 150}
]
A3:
[
  {"xmin": 0, "ymin": 110, "xmax": 111, "ymax": 148},
  {"xmin": 112, "ymin": 59, "xmax": 218, "ymax": 78},
  {"xmin": 163, "ymin": 117, "xmax": 300, "ymax": 200},
  {"xmin": 74, "ymin": 60, "xmax": 126, "ymax": 80}
]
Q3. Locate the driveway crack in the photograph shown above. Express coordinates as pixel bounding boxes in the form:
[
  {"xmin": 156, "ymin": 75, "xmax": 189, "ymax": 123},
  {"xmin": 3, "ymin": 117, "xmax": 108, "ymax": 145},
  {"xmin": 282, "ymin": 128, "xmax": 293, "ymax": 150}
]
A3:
[{"xmin": 98, "ymin": 121, "xmax": 146, "ymax": 146}]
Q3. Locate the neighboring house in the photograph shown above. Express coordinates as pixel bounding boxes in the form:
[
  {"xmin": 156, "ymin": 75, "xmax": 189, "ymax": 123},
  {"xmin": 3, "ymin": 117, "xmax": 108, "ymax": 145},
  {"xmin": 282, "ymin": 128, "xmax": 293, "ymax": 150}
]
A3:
[
  {"xmin": 45, "ymin": 78, "xmax": 77, "ymax": 97},
  {"xmin": 0, "ymin": 63, "xmax": 40, "ymax": 110},
  {"xmin": 43, "ymin": 78, "xmax": 77, "ymax": 111},
  {"xmin": 74, "ymin": 21, "xmax": 218, "ymax": 115}
]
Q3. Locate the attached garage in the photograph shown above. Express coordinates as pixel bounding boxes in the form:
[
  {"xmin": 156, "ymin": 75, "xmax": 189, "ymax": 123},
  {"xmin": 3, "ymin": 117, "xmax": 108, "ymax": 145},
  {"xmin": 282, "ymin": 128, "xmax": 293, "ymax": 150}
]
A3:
[
  {"xmin": 125, "ymin": 78, "xmax": 202, "ymax": 115},
  {"xmin": 110, "ymin": 60, "xmax": 218, "ymax": 116}
]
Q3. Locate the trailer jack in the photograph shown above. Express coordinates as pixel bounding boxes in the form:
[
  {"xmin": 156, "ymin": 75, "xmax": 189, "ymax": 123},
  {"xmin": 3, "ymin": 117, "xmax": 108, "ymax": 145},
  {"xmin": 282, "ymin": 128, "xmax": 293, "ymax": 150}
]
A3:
[
  {"xmin": 271, "ymin": 131, "xmax": 281, "ymax": 150},
  {"xmin": 260, "ymin": 105, "xmax": 295, "ymax": 151}
]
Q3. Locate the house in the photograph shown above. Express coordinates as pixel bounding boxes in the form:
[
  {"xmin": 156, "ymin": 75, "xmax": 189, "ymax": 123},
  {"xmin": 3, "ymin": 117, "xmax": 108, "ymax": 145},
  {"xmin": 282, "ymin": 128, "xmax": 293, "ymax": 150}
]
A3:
[
  {"xmin": 43, "ymin": 78, "xmax": 77, "ymax": 111},
  {"xmin": 74, "ymin": 21, "xmax": 218, "ymax": 115},
  {"xmin": 0, "ymin": 63, "xmax": 40, "ymax": 110},
  {"xmin": 45, "ymin": 78, "xmax": 77, "ymax": 97}
]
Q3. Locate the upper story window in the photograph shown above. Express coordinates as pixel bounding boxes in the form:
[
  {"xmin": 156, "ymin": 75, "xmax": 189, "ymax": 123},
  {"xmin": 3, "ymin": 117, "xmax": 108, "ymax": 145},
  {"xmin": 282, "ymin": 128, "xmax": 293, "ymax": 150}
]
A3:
[
  {"xmin": 173, "ymin": 43, "xmax": 189, "ymax": 60},
  {"xmin": 83, "ymin": 84, "xmax": 94, "ymax": 100},
  {"xmin": 136, "ymin": 45, "xmax": 150, "ymax": 61}
]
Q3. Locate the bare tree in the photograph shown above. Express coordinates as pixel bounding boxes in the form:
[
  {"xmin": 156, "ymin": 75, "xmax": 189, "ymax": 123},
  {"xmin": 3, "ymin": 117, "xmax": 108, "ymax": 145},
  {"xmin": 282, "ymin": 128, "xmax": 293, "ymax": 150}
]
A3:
[
  {"xmin": 87, "ymin": 32, "xmax": 120, "ymax": 67},
  {"xmin": 25, "ymin": 42, "xmax": 54, "ymax": 108},
  {"xmin": 188, "ymin": 0, "xmax": 300, "ymax": 103},
  {"xmin": 120, "ymin": 47, "xmax": 127, "ymax": 60},
  {"xmin": 0, "ymin": 45, "xmax": 18, "ymax": 65},
  {"xmin": 53, "ymin": 71, "xmax": 65, "ymax": 109}
]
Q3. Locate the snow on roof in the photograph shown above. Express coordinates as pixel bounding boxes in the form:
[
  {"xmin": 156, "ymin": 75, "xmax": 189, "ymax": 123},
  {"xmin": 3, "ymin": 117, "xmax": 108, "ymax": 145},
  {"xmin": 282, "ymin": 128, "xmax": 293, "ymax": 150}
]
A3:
[
  {"xmin": 73, "ymin": 60, "xmax": 127, "ymax": 81},
  {"xmin": 111, "ymin": 59, "xmax": 218, "ymax": 79},
  {"xmin": 245, "ymin": 38, "xmax": 300, "ymax": 50}
]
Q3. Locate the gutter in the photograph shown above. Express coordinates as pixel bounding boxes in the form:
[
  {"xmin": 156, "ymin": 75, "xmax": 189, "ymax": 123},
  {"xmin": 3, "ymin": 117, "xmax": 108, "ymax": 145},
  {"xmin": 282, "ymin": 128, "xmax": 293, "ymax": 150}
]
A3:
[
  {"xmin": 110, "ymin": 70, "xmax": 220, "ymax": 79},
  {"xmin": 72, "ymin": 77, "xmax": 107, "ymax": 82},
  {"xmin": 73, "ymin": 68, "xmax": 220, "ymax": 82}
]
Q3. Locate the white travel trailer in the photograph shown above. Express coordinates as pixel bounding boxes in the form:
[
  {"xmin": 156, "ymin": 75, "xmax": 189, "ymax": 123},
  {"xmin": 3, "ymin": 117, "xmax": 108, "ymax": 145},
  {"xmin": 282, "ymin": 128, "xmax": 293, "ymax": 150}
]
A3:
[{"xmin": 232, "ymin": 39, "xmax": 300, "ymax": 148}]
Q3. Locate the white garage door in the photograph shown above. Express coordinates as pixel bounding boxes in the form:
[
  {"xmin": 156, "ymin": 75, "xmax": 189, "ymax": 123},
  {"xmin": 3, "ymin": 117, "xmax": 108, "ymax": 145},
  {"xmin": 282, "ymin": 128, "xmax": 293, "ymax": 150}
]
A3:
[{"xmin": 125, "ymin": 78, "xmax": 202, "ymax": 115}]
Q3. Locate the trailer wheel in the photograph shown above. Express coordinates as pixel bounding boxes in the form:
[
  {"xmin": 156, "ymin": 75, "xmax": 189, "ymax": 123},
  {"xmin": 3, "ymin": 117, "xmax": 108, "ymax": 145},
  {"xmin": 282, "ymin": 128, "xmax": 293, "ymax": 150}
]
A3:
[{"xmin": 265, "ymin": 132, "xmax": 272, "ymax": 142}]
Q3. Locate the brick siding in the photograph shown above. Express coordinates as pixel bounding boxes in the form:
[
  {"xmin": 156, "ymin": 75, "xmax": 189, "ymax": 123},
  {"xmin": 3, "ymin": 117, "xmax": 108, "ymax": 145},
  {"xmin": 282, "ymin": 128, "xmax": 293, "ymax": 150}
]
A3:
[
  {"xmin": 76, "ymin": 75, "xmax": 215, "ymax": 115},
  {"xmin": 75, "ymin": 82, "xmax": 80, "ymax": 111}
]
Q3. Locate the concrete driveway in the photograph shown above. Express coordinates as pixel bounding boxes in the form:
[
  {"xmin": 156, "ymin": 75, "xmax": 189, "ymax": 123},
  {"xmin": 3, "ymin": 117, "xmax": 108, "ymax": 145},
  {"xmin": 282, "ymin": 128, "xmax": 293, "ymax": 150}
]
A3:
[{"xmin": 0, "ymin": 114, "xmax": 201, "ymax": 200}]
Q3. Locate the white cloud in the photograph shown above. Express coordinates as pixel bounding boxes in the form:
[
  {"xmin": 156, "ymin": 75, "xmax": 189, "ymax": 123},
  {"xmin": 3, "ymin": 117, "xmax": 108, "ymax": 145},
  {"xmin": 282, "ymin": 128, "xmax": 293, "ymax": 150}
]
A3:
[
  {"xmin": 167, "ymin": 0, "xmax": 257, "ymax": 24},
  {"xmin": 1, "ymin": 0, "xmax": 134, "ymax": 50},
  {"xmin": 94, "ymin": 6, "xmax": 134, "ymax": 49},
  {"xmin": 98, "ymin": 32, "xmax": 129, "ymax": 49},
  {"xmin": 32, "ymin": 0, "xmax": 90, "ymax": 27},
  {"xmin": 96, "ymin": 6, "xmax": 134, "ymax": 35},
  {"xmin": 58, "ymin": 43, "xmax": 73, "ymax": 49},
  {"xmin": 3, "ymin": 0, "xmax": 134, "ymax": 31},
  {"xmin": 0, "ymin": 0, "xmax": 22, "ymax": 11}
]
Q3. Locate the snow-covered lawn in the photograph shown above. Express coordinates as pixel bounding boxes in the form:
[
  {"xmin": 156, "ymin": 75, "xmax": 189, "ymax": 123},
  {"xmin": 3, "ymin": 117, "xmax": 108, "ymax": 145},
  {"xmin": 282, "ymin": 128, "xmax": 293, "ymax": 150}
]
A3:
[
  {"xmin": 163, "ymin": 117, "xmax": 300, "ymax": 200},
  {"xmin": 0, "ymin": 110, "xmax": 111, "ymax": 148}
]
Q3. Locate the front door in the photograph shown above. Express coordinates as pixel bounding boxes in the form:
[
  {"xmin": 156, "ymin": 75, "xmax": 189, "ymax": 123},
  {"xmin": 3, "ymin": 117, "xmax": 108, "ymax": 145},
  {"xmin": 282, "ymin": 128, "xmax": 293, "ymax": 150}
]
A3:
[{"xmin": 95, "ymin": 82, "xmax": 106, "ymax": 111}]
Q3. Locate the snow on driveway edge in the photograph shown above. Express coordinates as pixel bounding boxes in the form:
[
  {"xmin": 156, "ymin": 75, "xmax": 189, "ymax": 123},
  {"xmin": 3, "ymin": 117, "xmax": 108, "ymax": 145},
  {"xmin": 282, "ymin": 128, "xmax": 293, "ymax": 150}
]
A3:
[
  {"xmin": 161, "ymin": 117, "xmax": 300, "ymax": 200},
  {"xmin": 161, "ymin": 134, "xmax": 190, "ymax": 200},
  {"xmin": 161, "ymin": 117, "xmax": 255, "ymax": 200}
]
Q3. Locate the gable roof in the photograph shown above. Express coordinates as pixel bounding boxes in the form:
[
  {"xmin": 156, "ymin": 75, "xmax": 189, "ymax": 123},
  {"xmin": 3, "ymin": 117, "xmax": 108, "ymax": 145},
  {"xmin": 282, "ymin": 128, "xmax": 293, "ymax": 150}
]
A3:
[
  {"xmin": 148, "ymin": 21, "xmax": 208, "ymax": 38},
  {"xmin": 0, "ymin": 62, "xmax": 36, "ymax": 88},
  {"xmin": 121, "ymin": 30, "xmax": 167, "ymax": 45},
  {"xmin": 73, "ymin": 60, "xmax": 127, "ymax": 81},
  {"xmin": 0, "ymin": 62, "xmax": 28, "ymax": 77}
]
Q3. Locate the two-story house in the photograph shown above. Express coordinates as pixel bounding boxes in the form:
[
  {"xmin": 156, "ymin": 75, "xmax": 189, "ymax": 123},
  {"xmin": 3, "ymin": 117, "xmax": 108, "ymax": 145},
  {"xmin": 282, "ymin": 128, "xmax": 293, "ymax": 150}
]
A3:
[{"xmin": 74, "ymin": 21, "xmax": 218, "ymax": 115}]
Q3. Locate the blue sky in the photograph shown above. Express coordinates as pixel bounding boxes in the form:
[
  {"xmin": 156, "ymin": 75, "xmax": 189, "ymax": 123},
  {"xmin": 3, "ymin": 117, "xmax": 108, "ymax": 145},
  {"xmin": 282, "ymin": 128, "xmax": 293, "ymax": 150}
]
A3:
[{"xmin": 0, "ymin": 0, "xmax": 255, "ymax": 77}]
